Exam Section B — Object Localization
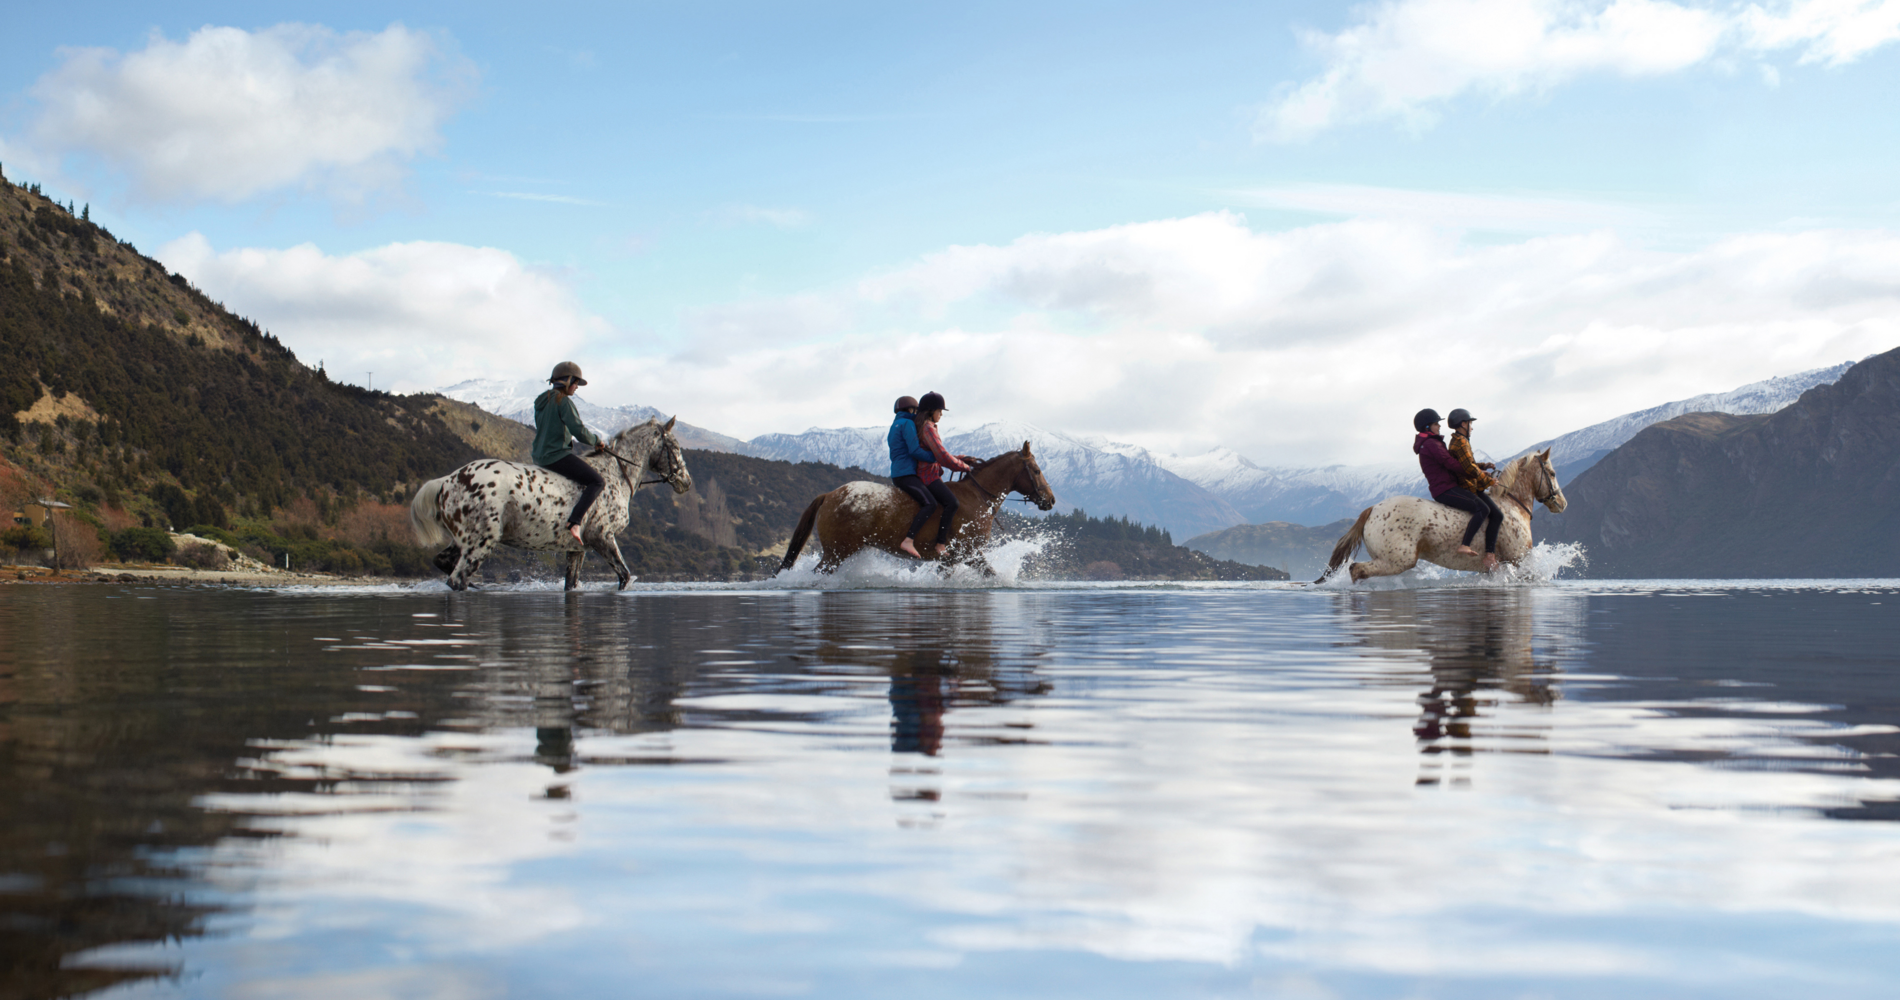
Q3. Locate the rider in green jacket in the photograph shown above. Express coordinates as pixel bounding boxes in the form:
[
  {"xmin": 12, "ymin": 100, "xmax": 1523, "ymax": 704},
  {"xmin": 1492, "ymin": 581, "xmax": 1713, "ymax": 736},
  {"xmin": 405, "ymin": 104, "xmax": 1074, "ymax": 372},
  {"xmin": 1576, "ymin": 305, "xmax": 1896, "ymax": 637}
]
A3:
[{"xmin": 534, "ymin": 362, "xmax": 605, "ymax": 545}]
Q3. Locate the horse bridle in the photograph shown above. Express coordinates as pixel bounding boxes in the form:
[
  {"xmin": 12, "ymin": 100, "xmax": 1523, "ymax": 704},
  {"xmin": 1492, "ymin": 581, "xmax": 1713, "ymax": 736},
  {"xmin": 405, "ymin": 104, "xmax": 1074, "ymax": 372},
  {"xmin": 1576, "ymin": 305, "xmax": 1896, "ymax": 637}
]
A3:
[
  {"xmin": 1503, "ymin": 464, "xmax": 1560, "ymax": 517},
  {"xmin": 956, "ymin": 464, "xmax": 1044, "ymax": 504},
  {"xmin": 600, "ymin": 443, "xmax": 676, "ymax": 487}
]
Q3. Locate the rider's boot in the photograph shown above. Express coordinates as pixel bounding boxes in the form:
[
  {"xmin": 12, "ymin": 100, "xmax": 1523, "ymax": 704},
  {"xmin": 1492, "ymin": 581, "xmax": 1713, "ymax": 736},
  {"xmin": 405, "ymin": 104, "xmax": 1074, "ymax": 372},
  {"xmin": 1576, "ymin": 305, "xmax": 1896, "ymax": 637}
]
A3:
[{"xmin": 898, "ymin": 537, "xmax": 922, "ymax": 559}]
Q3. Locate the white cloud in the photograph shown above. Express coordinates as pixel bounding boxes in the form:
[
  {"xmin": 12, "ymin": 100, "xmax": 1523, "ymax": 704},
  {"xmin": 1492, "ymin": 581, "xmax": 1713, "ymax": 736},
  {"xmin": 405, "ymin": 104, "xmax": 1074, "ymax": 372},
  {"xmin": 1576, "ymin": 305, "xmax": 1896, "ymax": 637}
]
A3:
[
  {"xmin": 599, "ymin": 211, "xmax": 1900, "ymax": 467},
  {"xmin": 162, "ymin": 212, "xmax": 1900, "ymax": 469},
  {"xmin": 1259, "ymin": 0, "xmax": 1900, "ymax": 140},
  {"xmin": 29, "ymin": 23, "xmax": 471, "ymax": 202},
  {"xmin": 157, "ymin": 233, "xmax": 606, "ymax": 394}
]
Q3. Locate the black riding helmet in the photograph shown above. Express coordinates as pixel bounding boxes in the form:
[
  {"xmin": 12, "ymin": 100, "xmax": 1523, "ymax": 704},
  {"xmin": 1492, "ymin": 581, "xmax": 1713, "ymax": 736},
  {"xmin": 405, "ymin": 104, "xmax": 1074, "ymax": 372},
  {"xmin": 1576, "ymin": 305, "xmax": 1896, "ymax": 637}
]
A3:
[
  {"xmin": 918, "ymin": 391, "xmax": 947, "ymax": 413},
  {"xmin": 1413, "ymin": 408, "xmax": 1442, "ymax": 433},
  {"xmin": 1446, "ymin": 408, "xmax": 1475, "ymax": 428}
]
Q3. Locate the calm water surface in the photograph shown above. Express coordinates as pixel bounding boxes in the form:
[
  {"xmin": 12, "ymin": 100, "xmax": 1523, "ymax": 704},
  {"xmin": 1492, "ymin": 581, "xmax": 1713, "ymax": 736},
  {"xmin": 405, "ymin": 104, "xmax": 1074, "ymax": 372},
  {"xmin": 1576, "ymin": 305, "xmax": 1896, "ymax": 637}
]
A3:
[{"xmin": 3, "ymin": 579, "xmax": 1899, "ymax": 999}]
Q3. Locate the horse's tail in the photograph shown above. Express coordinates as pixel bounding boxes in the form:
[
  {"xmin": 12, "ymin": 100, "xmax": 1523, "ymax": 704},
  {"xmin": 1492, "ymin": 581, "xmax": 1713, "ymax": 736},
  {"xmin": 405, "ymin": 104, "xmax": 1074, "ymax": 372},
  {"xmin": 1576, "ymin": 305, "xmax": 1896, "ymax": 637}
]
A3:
[
  {"xmin": 410, "ymin": 476, "xmax": 453, "ymax": 550},
  {"xmin": 779, "ymin": 495, "xmax": 826, "ymax": 572},
  {"xmin": 1318, "ymin": 507, "xmax": 1373, "ymax": 583}
]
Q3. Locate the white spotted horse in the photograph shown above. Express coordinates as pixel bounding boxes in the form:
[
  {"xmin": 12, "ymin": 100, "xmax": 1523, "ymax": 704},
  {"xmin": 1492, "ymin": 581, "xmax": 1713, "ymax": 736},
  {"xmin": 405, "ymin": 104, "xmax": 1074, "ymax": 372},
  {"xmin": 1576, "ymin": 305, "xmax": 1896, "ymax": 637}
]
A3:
[
  {"xmin": 1319, "ymin": 449, "xmax": 1568, "ymax": 584},
  {"xmin": 410, "ymin": 417, "xmax": 692, "ymax": 591}
]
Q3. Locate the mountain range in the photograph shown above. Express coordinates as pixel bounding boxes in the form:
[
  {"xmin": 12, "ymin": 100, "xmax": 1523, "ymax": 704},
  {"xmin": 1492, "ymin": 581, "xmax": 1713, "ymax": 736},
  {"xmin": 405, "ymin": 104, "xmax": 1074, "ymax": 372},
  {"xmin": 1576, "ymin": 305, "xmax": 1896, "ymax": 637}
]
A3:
[
  {"xmin": 441, "ymin": 363, "xmax": 1853, "ymax": 541},
  {"xmin": 1537, "ymin": 346, "xmax": 1900, "ymax": 577}
]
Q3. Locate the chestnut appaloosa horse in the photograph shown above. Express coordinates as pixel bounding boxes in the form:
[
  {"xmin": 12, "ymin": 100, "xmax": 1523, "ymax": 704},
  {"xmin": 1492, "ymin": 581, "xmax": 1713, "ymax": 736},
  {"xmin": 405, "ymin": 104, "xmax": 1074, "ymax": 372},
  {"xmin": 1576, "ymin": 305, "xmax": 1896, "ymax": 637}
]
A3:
[
  {"xmin": 1319, "ymin": 448, "xmax": 1567, "ymax": 584},
  {"xmin": 778, "ymin": 442, "xmax": 1057, "ymax": 575}
]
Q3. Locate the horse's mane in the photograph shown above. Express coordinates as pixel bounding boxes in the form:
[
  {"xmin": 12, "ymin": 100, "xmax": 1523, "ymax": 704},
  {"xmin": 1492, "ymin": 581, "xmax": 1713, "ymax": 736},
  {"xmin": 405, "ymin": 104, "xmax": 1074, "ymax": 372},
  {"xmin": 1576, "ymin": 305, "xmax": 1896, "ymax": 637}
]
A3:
[
  {"xmin": 1492, "ymin": 452, "xmax": 1543, "ymax": 496},
  {"xmin": 967, "ymin": 450, "xmax": 1027, "ymax": 473}
]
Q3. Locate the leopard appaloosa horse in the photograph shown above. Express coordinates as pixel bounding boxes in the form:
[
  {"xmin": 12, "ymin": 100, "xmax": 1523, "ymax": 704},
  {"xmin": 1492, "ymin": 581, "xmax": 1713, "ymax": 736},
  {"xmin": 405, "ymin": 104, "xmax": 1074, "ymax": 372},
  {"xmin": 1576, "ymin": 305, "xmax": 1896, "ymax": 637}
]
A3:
[
  {"xmin": 410, "ymin": 417, "xmax": 692, "ymax": 591},
  {"xmin": 778, "ymin": 442, "xmax": 1056, "ymax": 575},
  {"xmin": 1320, "ymin": 449, "xmax": 1567, "ymax": 584}
]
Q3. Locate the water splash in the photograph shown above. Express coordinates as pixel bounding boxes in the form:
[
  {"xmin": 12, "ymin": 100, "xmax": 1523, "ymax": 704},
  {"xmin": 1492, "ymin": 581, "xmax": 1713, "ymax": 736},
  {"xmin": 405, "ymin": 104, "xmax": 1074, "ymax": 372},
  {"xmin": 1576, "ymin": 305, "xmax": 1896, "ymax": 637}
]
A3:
[
  {"xmin": 1311, "ymin": 542, "xmax": 1588, "ymax": 591},
  {"xmin": 761, "ymin": 533, "xmax": 1056, "ymax": 590}
]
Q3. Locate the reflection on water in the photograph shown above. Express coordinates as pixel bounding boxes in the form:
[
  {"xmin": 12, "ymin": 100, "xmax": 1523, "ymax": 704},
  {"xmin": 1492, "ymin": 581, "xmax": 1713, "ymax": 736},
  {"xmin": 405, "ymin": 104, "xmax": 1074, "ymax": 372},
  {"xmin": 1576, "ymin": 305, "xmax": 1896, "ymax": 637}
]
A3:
[
  {"xmin": 1341, "ymin": 589, "xmax": 1574, "ymax": 785},
  {"xmin": 3, "ymin": 582, "xmax": 1900, "ymax": 998}
]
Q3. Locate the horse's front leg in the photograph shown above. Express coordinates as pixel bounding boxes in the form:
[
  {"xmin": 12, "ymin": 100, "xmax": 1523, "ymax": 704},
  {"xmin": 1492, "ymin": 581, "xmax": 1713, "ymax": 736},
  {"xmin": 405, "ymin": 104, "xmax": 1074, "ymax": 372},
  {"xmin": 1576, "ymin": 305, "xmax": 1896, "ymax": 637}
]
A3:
[{"xmin": 589, "ymin": 532, "xmax": 633, "ymax": 590}]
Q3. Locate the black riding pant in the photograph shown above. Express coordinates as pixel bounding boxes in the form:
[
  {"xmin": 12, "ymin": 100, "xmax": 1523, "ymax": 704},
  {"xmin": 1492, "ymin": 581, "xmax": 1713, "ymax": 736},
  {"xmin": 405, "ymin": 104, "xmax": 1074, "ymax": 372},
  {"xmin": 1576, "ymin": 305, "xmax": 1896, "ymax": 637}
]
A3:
[
  {"xmin": 893, "ymin": 475, "xmax": 960, "ymax": 542},
  {"xmin": 1435, "ymin": 487, "xmax": 1501, "ymax": 553},
  {"xmin": 542, "ymin": 453, "xmax": 605, "ymax": 527}
]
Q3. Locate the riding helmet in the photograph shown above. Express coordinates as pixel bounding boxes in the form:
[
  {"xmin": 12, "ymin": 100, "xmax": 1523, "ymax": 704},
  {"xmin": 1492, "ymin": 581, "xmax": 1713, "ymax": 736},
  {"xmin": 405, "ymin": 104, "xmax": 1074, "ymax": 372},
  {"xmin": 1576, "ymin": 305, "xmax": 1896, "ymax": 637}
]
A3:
[
  {"xmin": 1413, "ymin": 408, "xmax": 1441, "ymax": 432},
  {"xmin": 893, "ymin": 395, "xmax": 919, "ymax": 413},
  {"xmin": 1446, "ymin": 408, "xmax": 1475, "ymax": 428},
  {"xmin": 548, "ymin": 361, "xmax": 588, "ymax": 386},
  {"xmin": 918, "ymin": 391, "xmax": 947, "ymax": 413}
]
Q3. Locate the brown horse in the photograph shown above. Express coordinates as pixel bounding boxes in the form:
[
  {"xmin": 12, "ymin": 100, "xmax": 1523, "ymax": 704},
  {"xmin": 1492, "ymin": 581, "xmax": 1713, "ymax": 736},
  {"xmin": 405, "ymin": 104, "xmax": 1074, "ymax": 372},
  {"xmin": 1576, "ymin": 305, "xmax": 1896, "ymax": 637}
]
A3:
[{"xmin": 778, "ymin": 442, "xmax": 1057, "ymax": 574}]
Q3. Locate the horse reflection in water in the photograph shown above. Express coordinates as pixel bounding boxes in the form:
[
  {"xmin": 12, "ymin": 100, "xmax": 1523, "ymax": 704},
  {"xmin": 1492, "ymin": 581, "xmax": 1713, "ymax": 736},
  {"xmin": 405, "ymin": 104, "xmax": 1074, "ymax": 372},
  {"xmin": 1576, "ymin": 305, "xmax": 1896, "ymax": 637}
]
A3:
[
  {"xmin": 791, "ymin": 595, "xmax": 1051, "ymax": 825},
  {"xmin": 444, "ymin": 592, "xmax": 1052, "ymax": 820},
  {"xmin": 1346, "ymin": 589, "xmax": 1582, "ymax": 787}
]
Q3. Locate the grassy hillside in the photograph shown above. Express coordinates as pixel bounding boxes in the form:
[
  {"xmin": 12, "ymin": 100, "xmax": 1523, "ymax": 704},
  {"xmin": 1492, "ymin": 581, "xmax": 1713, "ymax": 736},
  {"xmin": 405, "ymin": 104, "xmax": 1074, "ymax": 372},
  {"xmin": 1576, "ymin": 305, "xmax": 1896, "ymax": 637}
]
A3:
[{"xmin": 0, "ymin": 173, "xmax": 498, "ymax": 573}]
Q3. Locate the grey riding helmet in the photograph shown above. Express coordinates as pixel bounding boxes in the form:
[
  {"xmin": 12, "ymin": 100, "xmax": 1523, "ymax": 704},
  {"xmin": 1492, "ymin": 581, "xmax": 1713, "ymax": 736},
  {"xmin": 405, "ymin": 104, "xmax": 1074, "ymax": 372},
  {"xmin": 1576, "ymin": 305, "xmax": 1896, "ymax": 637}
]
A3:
[
  {"xmin": 1413, "ymin": 408, "xmax": 1441, "ymax": 432},
  {"xmin": 1446, "ymin": 408, "xmax": 1475, "ymax": 428},
  {"xmin": 549, "ymin": 361, "xmax": 587, "ymax": 386}
]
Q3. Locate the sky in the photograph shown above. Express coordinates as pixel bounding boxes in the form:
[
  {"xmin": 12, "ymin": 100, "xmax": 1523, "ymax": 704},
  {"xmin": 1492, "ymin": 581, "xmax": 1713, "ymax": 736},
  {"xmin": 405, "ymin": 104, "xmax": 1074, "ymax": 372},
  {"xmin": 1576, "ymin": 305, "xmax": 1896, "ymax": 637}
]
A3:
[{"xmin": 5, "ymin": 0, "xmax": 1900, "ymax": 465}]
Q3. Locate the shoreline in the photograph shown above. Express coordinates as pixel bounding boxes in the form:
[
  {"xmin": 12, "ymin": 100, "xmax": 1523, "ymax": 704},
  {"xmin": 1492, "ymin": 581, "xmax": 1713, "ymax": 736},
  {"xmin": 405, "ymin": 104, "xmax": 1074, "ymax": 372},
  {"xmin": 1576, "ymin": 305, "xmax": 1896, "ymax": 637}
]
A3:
[{"xmin": 0, "ymin": 563, "xmax": 406, "ymax": 587}]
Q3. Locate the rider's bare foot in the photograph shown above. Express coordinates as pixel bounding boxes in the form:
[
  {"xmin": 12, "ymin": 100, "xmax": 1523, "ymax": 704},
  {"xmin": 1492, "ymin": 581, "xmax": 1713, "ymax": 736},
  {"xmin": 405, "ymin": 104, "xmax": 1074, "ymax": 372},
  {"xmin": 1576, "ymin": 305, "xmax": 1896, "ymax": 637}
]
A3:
[
  {"xmin": 567, "ymin": 524, "xmax": 584, "ymax": 546},
  {"xmin": 1456, "ymin": 544, "xmax": 1480, "ymax": 557},
  {"xmin": 933, "ymin": 543, "xmax": 948, "ymax": 557},
  {"xmin": 1482, "ymin": 552, "xmax": 1500, "ymax": 572},
  {"xmin": 898, "ymin": 538, "xmax": 922, "ymax": 559}
]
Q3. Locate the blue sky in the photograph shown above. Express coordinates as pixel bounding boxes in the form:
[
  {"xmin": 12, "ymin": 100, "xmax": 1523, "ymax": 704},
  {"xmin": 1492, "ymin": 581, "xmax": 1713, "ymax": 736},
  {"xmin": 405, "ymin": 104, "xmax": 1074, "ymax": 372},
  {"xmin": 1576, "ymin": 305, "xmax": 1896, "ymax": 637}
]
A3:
[{"xmin": 5, "ymin": 0, "xmax": 1900, "ymax": 464}]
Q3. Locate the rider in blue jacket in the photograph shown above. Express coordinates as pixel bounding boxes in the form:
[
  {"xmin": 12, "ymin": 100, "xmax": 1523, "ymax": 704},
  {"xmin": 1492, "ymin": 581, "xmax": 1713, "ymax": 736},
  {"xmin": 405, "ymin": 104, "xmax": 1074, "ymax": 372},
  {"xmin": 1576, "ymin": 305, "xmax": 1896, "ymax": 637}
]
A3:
[{"xmin": 887, "ymin": 395, "xmax": 937, "ymax": 558}]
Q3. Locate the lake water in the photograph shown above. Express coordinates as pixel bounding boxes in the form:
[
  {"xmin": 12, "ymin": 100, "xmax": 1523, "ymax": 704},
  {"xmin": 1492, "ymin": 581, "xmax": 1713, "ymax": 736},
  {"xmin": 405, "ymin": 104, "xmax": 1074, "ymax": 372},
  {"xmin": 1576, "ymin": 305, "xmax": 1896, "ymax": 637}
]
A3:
[{"xmin": 4, "ymin": 574, "xmax": 1899, "ymax": 999}]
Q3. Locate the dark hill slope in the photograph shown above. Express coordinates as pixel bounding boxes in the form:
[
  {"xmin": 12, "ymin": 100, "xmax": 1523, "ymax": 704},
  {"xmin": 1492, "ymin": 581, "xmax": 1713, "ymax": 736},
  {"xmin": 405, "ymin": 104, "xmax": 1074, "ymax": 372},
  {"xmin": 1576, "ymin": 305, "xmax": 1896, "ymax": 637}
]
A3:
[
  {"xmin": 0, "ymin": 175, "xmax": 480, "ymax": 525},
  {"xmin": 1538, "ymin": 345, "xmax": 1900, "ymax": 578}
]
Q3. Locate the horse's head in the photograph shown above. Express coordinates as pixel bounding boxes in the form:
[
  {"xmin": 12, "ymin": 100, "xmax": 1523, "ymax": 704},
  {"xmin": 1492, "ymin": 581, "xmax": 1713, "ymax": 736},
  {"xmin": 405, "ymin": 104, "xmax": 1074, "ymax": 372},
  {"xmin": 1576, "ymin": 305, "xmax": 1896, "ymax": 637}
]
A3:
[
  {"xmin": 652, "ymin": 416, "xmax": 693, "ymax": 495},
  {"xmin": 1503, "ymin": 448, "xmax": 1566, "ymax": 514},
  {"xmin": 1009, "ymin": 441, "xmax": 1057, "ymax": 511},
  {"xmin": 609, "ymin": 416, "xmax": 693, "ymax": 495},
  {"xmin": 1534, "ymin": 448, "xmax": 1567, "ymax": 513}
]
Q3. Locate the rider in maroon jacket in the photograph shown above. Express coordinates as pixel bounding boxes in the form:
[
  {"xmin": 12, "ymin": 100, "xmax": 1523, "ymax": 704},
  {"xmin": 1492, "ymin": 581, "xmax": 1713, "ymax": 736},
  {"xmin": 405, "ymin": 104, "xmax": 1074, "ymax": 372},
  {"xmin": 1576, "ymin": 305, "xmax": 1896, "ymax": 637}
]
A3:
[{"xmin": 1414, "ymin": 408, "xmax": 1499, "ymax": 571}]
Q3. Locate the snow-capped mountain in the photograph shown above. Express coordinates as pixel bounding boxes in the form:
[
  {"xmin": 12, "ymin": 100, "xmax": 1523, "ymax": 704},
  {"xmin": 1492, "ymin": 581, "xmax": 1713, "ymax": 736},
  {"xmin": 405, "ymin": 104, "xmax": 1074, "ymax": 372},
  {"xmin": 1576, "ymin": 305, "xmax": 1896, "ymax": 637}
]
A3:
[
  {"xmin": 1507, "ymin": 361, "xmax": 1855, "ymax": 477},
  {"xmin": 748, "ymin": 426, "xmax": 887, "ymax": 470},
  {"xmin": 436, "ymin": 379, "xmax": 762, "ymax": 455},
  {"xmin": 1155, "ymin": 449, "xmax": 1430, "ymax": 527},
  {"xmin": 748, "ymin": 420, "xmax": 1247, "ymax": 540}
]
